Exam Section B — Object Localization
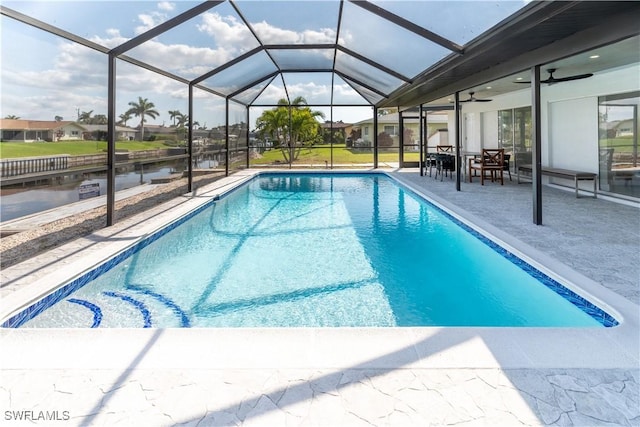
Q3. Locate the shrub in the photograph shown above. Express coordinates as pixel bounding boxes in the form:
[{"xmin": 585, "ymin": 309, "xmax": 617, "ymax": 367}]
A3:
[{"xmin": 378, "ymin": 131, "xmax": 393, "ymax": 147}]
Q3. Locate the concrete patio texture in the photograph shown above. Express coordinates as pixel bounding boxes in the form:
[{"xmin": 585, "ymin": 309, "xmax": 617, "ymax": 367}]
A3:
[{"xmin": 1, "ymin": 168, "xmax": 638, "ymax": 426}]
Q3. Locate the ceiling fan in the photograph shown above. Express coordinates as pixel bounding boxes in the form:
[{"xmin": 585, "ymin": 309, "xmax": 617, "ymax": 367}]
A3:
[
  {"xmin": 459, "ymin": 91, "xmax": 492, "ymax": 103},
  {"xmin": 515, "ymin": 68, "xmax": 594, "ymax": 85}
]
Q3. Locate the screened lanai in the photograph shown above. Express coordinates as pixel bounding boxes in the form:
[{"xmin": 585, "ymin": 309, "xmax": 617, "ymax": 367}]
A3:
[{"xmin": 1, "ymin": 1, "xmax": 639, "ymax": 226}]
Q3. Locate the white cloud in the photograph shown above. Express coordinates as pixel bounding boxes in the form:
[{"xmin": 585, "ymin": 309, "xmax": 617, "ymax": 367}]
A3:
[
  {"xmin": 135, "ymin": 11, "xmax": 166, "ymax": 35},
  {"xmin": 252, "ymin": 21, "xmax": 298, "ymax": 44},
  {"xmin": 2, "ymin": 8, "xmax": 367, "ymax": 123},
  {"xmin": 115, "ymin": 62, "xmax": 185, "ymax": 97},
  {"xmin": 256, "ymin": 84, "xmax": 287, "ymax": 104},
  {"xmin": 197, "ymin": 12, "xmax": 257, "ymax": 48},
  {"xmin": 158, "ymin": 1, "xmax": 175, "ymax": 12},
  {"xmin": 0, "ymin": 86, "xmax": 107, "ymax": 123},
  {"xmin": 287, "ymin": 82, "xmax": 331, "ymax": 101},
  {"xmin": 333, "ymin": 83, "xmax": 368, "ymax": 104},
  {"xmin": 56, "ymin": 42, "xmax": 107, "ymax": 78},
  {"xmin": 91, "ymin": 29, "xmax": 129, "ymax": 49},
  {"xmin": 300, "ymin": 28, "xmax": 336, "ymax": 44},
  {"xmin": 3, "ymin": 69, "xmax": 73, "ymax": 90},
  {"xmin": 251, "ymin": 22, "xmax": 335, "ymax": 45},
  {"xmin": 135, "ymin": 1, "xmax": 176, "ymax": 35},
  {"xmin": 128, "ymin": 39, "xmax": 235, "ymax": 78}
]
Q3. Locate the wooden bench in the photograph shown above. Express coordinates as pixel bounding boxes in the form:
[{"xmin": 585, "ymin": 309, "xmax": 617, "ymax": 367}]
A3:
[{"xmin": 517, "ymin": 164, "xmax": 597, "ymax": 198}]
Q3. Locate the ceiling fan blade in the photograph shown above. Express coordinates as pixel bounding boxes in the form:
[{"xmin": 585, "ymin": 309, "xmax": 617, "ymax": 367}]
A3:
[
  {"xmin": 515, "ymin": 78, "xmax": 555, "ymax": 84},
  {"xmin": 455, "ymin": 92, "xmax": 492, "ymax": 103},
  {"xmin": 552, "ymin": 73, "xmax": 594, "ymax": 82},
  {"xmin": 514, "ymin": 72, "xmax": 593, "ymax": 85},
  {"xmin": 459, "ymin": 97, "xmax": 492, "ymax": 102}
]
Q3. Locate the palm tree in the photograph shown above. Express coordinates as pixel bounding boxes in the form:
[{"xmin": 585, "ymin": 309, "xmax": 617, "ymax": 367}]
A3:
[
  {"xmin": 4, "ymin": 115, "xmax": 20, "ymax": 119},
  {"xmin": 54, "ymin": 115, "xmax": 63, "ymax": 122},
  {"xmin": 176, "ymin": 112, "xmax": 189, "ymax": 128},
  {"xmin": 118, "ymin": 111, "xmax": 132, "ymax": 127},
  {"xmin": 255, "ymin": 96, "xmax": 324, "ymax": 163},
  {"xmin": 127, "ymin": 97, "xmax": 159, "ymax": 140},
  {"xmin": 92, "ymin": 114, "xmax": 107, "ymax": 125},
  {"xmin": 289, "ymin": 96, "xmax": 324, "ymax": 145},
  {"xmin": 78, "ymin": 110, "xmax": 93, "ymax": 123},
  {"xmin": 168, "ymin": 110, "xmax": 181, "ymax": 127},
  {"xmin": 256, "ymin": 105, "xmax": 288, "ymax": 146}
]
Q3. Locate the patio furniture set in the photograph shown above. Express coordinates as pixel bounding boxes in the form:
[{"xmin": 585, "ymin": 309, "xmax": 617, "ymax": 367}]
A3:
[{"xmin": 425, "ymin": 145, "xmax": 597, "ymax": 198}]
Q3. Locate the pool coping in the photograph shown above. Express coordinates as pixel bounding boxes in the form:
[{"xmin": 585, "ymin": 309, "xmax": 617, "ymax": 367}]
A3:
[{"xmin": 1, "ymin": 168, "xmax": 639, "ymax": 371}]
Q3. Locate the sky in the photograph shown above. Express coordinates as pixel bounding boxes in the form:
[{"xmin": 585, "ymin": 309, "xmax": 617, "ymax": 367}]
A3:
[{"xmin": 0, "ymin": 0, "xmax": 527, "ymax": 129}]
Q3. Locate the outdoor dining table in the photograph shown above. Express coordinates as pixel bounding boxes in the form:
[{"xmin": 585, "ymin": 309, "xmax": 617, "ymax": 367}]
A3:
[{"xmin": 462, "ymin": 151, "xmax": 481, "ymax": 181}]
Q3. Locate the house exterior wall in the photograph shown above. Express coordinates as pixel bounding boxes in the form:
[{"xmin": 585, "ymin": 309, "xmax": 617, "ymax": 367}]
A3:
[
  {"xmin": 548, "ymin": 98, "xmax": 597, "ymax": 172},
  {"xmin": 2, "ymin": 129, "xmax": 55, "ymax": 142},
  {"xmin": 542, "ymin": 65, "xmax": 639, "ymax": 174},
  {"xmin": 446, "ymin": 111, "xmax": 457, "ymax": 148},
  {"xmin": 1, "ymin": 130, "xmax": 26, "ymax": 141},
  {"xmin": 118, "ymin": 131, "xmax": 137, "ymax": 140},
  {"xmin": 458, "ymin": 63, "xmax": 639, "ymax": 176},
  {"xmin": 1, "ymin": 123, "xmax": 86, "ymax": 142},
  {"xmin": 464, "ymin": 112, "xmax": 480, "ymax": 151},
  {"xmin": 356, "ymin": 114, "xmax": 448, "ymax": 149},
  {"xmin": 615, "ymin": 119, "xmax": 634, "ymax": 137},
  {"xmin": 483, "ymin": 111, "xmax": 499, "ymax": 149},
  {"xmin": 57, "ymin": 124, "xmax": 84, "ymax": 141}
]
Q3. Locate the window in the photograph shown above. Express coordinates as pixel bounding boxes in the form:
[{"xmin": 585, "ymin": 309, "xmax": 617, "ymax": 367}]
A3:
[
  {"xmin": 598, "ymin": 91, "xmax": 639, "ymax": 198},
  {"xmin": 498, "ymin": 106, "xmax": 531, "ymax": 169},
  {"xmin": 71, "ymin": 131, "xmax": 79, "ymax": 136},
  {"xmin": 383, "ymin": 125, "xmax": 397, "ymax": 136}
]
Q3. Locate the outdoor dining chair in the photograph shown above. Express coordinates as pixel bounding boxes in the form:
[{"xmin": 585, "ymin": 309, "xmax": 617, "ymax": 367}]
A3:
[
  {"xmin": 434, "ymin": 153, "xmax": 455, "ymax": 181},
  {"xmin": 424, "ymin": 152, "xmax": 437, "ymax": 176},
  {"xmin": 504, "ymin": 153, "xmax": 512, "ymax": 181},
  {"xmin": 469, "ymin": 148, "xmax": 505, "ymax": 185},
  {"xmin": 436, "ymin": 145, "xmax": 454, "ymax": 153}
]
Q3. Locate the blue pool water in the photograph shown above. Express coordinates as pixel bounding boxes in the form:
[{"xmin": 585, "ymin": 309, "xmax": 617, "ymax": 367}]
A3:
[{"xmin": 7, "ymin": 173, "xmax": 616, "ymax": 328}]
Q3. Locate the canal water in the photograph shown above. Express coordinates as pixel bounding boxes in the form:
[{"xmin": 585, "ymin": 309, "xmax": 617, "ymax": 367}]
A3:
[{"xmin": 0, "ymin": 163, "xmax": 187, "ymax": 222}]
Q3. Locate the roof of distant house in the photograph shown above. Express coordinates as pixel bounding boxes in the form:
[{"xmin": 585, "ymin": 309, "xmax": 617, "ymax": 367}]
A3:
[
  {"xmin": 320, "ymin": 121, "xmax": 352, "ymax": 129},
  {"xmin": 353, "ymin": 112, "xmax": 449, "ymax": 126},
  {"xmin": 142, "ymin": 124, "xmax": 177, "ymax": 134},
  {"xmin": 81, "ymin": 124, "xmax": 137, "ymax": 132},
  {"xmin": 0, "ymin": 119, "xmax": 83, "ymax": 130}
]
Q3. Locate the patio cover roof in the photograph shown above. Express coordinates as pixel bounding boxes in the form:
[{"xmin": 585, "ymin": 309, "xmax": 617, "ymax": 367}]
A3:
[{"xmin": 2, "ymin": 1, "xmax": 639, "ymax": 110}]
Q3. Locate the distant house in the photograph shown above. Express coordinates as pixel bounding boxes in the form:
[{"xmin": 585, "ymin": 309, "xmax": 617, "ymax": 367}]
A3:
[
  {"xmin": 614, "ymin": 119, "xmax": 634, "ymax": 137},
  {"xmin": 352, "ymin": 112, "xmax": 449, "ymax": 149},
  {"xmin": 80, "ymin": 124, "xmax": 137, "ymax": 141},
  {"xmin": 320, "ymin": 120, "xmax": 353, "ymax": 144},
  {"xmin": 0, "ymin": 119, "xmax": 87, "ymax": 142},
  {"xmin": 142, "ymin": 124, "xmax": 177, "ymax": 140}
]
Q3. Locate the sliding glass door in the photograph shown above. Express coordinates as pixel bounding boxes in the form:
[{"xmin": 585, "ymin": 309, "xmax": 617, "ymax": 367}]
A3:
[
  {"xmin": 498, "ymin": 106, "xmax": 531, "ymax": 171},
  {"xmin": 598, "ymin": 91, "xmax": 639, "ymax": 198}
]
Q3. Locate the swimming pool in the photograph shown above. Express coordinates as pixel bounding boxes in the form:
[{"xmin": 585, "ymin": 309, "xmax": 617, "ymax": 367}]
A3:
[{"xmin": 3, "ymin": 172, "xmax": 618, "ymax": 328}]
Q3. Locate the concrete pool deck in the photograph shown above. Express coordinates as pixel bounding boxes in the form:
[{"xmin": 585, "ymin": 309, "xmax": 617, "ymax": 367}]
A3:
[{"xmin": 1, "ymin": 168, "xmax": 639, "ymax": 426}]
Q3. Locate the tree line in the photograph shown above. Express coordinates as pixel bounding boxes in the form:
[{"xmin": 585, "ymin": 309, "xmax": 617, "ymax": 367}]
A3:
[
  {"xmin": 6, "ymin": 95, "xmax": 329, "ymax": 161},
  {"xmin": 76, "ymin": 97, "xmax": 202, "ymax": 140}
]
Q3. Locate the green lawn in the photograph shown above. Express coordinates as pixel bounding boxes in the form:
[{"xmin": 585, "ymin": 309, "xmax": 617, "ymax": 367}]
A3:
[
  {"xmin": 250, "ymin": 144, "xmax": 413, "ymax": 165},
  {"xmin": 0, "ymin": 140, "xmax": 172, "ymax": 158},
  {"xmin": 0, "ymin": 141, "xmax": 416, "ymax": 165},
  {"xmin": 600, "ymin": 137, "xmax": 636, "ymax": 152}
]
